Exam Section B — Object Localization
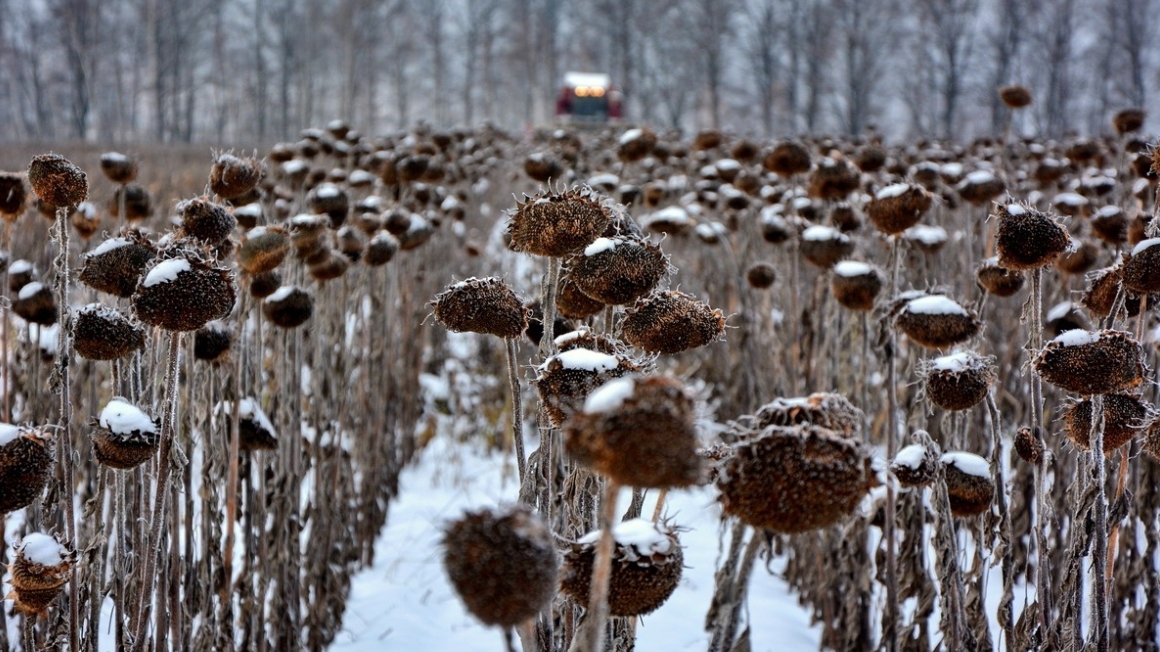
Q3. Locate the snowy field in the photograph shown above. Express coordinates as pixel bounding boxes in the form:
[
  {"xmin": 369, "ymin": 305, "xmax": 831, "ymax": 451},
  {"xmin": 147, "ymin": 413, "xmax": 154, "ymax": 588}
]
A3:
[{"xmin": 331, "ymin": 434, "xmax": 822, "ymax": 652}]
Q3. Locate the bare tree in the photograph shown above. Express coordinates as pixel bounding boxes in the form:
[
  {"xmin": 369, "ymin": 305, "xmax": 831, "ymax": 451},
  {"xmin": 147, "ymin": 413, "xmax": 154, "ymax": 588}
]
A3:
[
  {"xmin": 419, "ymin": 0, "xmax": 448, "ymax": 126},
  {"xmin": 637, "ymin": 3, "xmax": 699, "ymax": 129},
  {"xmin": 689, "ymin": 0, "xmax": 736, "ymax": 129},
  {"xmin": 916, "ymin": 0, "xmax": 979, "ymax": 139},
  {"xmin": 50, "ymin": 0, "xmax": 101, "ymax": 138},
  {"xmin": 743, "ymin": 0, "xmax": 781, "ymax": 137},
  {"xmin": 459, "ymin": 0, "xmax": 501, "ymax": 125},
  {"xmin": 832, "ymin": 0, "xmax": 898, "ymax": 136},
  {"xmin": 985, "ymin": 0, "xmax": 1025, "ymax": 135},
  {"xmin": 1031, "ymin": 0, "xmax": 1078, "ymax": 137},
  {"xmin": 1106, "ymin": 0, "xmax": 1155, "ymax": 108},
  {"xmin": 801, "ymin": 0, "xmax": 832, "ymax": 133}
]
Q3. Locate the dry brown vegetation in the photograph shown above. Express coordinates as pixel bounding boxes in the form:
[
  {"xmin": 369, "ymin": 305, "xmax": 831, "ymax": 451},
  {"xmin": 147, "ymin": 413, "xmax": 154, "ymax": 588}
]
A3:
[{"xmin": 0, "ymin": 110, "xmax": 1159, "ymax": 652}]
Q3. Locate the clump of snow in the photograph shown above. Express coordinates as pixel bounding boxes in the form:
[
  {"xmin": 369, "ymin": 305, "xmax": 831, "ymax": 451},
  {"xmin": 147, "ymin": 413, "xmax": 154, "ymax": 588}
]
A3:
[
  {"xmin": 801, "ymin": 225, "xmax": 841, "ymax": 241},
  {"xmin": 1054, "ymin": 192, "xmax": 1087, "ymax": 207},
  {"xmin": 579, "ymin": 518, "xmax": 673, "ymax": 561},
  {"xmin": 1096, "ymin": 205, "xmax": 1121, "ymax": 219},
  {"xmin": 695, "ymin": 222, "xmax": 727, "ymax": 239},
  {"xmin": 1131, "ymin": 238, "xmax": 1160, "ymax": 256},
  {"xmin": 1046, "ymin": 302, "xmax": 1075, "ymax": 322},
  {"xmin": 619, "ymin": 129, "xmax": 643, "ymax": 145},
  {"xmin": 716, "ymin": 159, "xmax": 741, "ymax": 172},
  {"xmin": 584, "ymin": 237, "xmax": 618, "ymax": 257},
  {"xmin": 583, "ymin": 377, "xmax": 637, "ymax": 414},
  {"xmin": 551, "ymin": 349, "xmax": 620, "ymax": 373},
  {"xmin": 555, "ymin": 330, "xmax": 592, "ymax": 346},
  {"xmin": 36, "ymin": 324, "xmax": 60, "ymax": 355},
  {"xmin": 905, "ymin": 295, "xmax": 968, "ymax": 316},
  {"xmin": 20, "ymin": 533, "xmax": 66, "ymax": 566},
  {"xmin": 18, "ymin": 281, "xmax": 45, "ymax": 300},
  {"xmin": 218, "ymin": 398, "xmax": 278, "ymax": 437},
  {"xmin": 893, "ymin": 444, "xmax": 928, "ymax": 470},
  {"xmin": 876, "ymin": 183, "xmax": 910, "ymax": 199},
  {"xmin": 281, "ymin": 160, "xmax": 308, "ymax": 176},
  {"xmin": 349, "ymin": 170, "xmax": 376, "ymax": 186},
  {"xmin": 89, "ymin": 237, "xmax": 131, "ymax": 257},
  {"xmin": 1052, "ymin": 329, "xmax": 1099, "ymax": 347},
  {"xmin": 941, "ymin": 451, "xmax": 991, "ymax": 478},
  {"xmin": 143, "ymin": 258, "xmax": 191, "ymax": 288},
  {"xmin": 315, "ymin": 183, "xmax": 341, "ymax": 199},
  {"xmin": 406, "ymin": 215, "xmax": 430, "ymax": 235},
  {"xmin": 266, "ymin": 286, "xmax": 297, "ymax": 303},
  {"xmin": 904, "ymin": 225, "xmax": 947, "ymax": 245},
  {"xmin": 100, "ymin": 399, "xmax": 155, "ymax": 435},
  {"xmin": 290, "ymin": 213, "xmax": 326, "ymax": 228},
  {"xmin": 759, "ymin": 206, "xmax": 786, "ymax": 222},
  {"xmin": 833, "ymin": 261, "xmax": 873, "ymax": 277},
  {"xmin": 896, "ymin": 290, "xmax": 929, "ymax": 302},
  {"xmin": 358, "ymin": 196, "xmax": 384, "ymax": 212},
  {"xmin": 651, "ymin": 206, "xmax": 690, "ymax": 224},
  {"xmin": 1005, "ymin": 204, "xmax": 1026, "ymax": 216},
  {"xmin": 941, "ymin": 163, "xmax": 963, "ymax": 177},
  {"xmin": 239, "ymin": 398, "xmax": 276, "ymax": 435},
  {"xmin": 247, "ymin": 226, "xmax": 271, "ymax": 239},
  {"xmin": 588, "ymin": 173, "xmax": 619, "ymax": 188},
  {"xmin": 445, "ymin": 277, "xmax": 481, "ymax": 292},
  {"xmin": 931, "ymin": 351, "xmax": 973, "ymax": 373},
  {"xmin": 965, "ymin": 170, "xmax": 996, "ymax": 184},
  {"xmin": 0, "ymin": 423, "xmax": 21, "ymax": 447},
  {"xmin": 230, "ymin": 203, "xmax": 261, "ymax": 218}
]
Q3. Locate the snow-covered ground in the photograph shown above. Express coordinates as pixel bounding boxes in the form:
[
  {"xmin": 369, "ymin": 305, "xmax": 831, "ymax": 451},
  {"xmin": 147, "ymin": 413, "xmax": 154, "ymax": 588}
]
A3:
[{"xmin": 331, "ymin": 434, "xmax": 822, "ymax": 652}]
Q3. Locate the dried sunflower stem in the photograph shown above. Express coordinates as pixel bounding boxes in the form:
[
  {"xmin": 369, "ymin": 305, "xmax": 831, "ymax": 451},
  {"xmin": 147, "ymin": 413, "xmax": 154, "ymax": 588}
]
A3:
[
  {"xmin": 539, "ymin": 257, "xmax": 562, "ymax": 360},
  {"xmin": 1026, "ymin": 267, "xmax": 1054, "ymax": 637},
  {"xmin": 506, "ymin": 338, "xmax": 527, "ymax": 488},
  {"xmin": 651, "ymin": 489, "xmax": 668, "ymax": 522},
  {"xmin": 2, "ymin": 220, "xmax": 10, "ymax": 421},
  {"xmin": 719, "ymin": 533, "xmax": 763, "ymax": 652},
  {"xmin": 1105, "ymin": 298, "xmax": 1149, "ymax": 584},
  {"xmin": 222, "ymin": 292, "xmax": 247, "ymax": 608},
  {"xmin": 985, "ymin": 394, "xmax": 1015, "ymax": 651},
  {"xmin": 923, "ymin": 433, "xmax": 970, "ymax": 650},
  {"xmin": 0, "ymin": 511, "xmax": 6, "ymax": 650},
  {"xmin": 1106, "ymin": 449, "xmax": 1130, "ymax": 580},
  {"xmin": 130, "ymin": 331, "xmax": 183, "ymax": 652},
  {"xmin": 570, "ymin": 478, "xmax": 621, "ymax": 652},
  {"xmin": 882, "ymin": 236, "xmax": 901, "ymax": 651},
  {"xmin": 1088, "ymin": 392, "xmax": 1110, "ymax": 652},
  {"xmin": 53, "ymin": 205, "xmax": 80, "ymax": 652},
  {"xmin": 983, "ymin": 389, "xmax": 1011, "ymax": 649}
]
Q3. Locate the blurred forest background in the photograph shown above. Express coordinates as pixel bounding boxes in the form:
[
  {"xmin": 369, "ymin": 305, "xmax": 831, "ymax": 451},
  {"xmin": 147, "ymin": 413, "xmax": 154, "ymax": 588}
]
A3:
[{"xmin": 1, "ymin": 0, "xmax": 1157, "ymax": 143}]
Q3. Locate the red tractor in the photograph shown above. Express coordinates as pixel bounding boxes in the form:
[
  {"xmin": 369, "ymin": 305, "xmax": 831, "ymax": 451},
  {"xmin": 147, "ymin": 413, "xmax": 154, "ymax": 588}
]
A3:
[{"xmin": 555, "ymin": 72, "xmax": 623, "ymax": 124}]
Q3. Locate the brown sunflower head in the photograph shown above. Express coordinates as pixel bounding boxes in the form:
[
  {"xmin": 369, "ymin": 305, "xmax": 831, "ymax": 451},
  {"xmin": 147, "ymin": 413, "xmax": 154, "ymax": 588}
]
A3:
[
  {"xmin": 994, "ymin": 202, "xmax": 1071, "ymax": 270},
  {"xmin": 506, "ymin": 187, "xmax": 613, "ymax": 257},
  {"xmin": 27, "ymin": 154, "xmax": 88, "ymax": 208},
  {"xmin": 432, "ymin": 277, "xmax": 527, "ymax": 339},
  {"xmin": 442, "ymin": 506, "xmax": 558, "ymax": 628},
  {"xmin": 564, "ymin": 375, "xmax": 701, "ymax": 488},
  {"xmin": 717, "ymin": 423, "xmax": 872, "ymax": 533},
  {"xmin": 560, "ymin": 519, "xmax": 683, "ymax": 616},
  {"xmin": 621, "ymin": 290, "xmax": 725, "ymax": 354},
  {"xmin": 1035, "ymin": 329, "xmax": 1143, "ymax": 395},
  {"xmin": 132, "ymin": 252, "xmax": 236, "ymax": 332}
]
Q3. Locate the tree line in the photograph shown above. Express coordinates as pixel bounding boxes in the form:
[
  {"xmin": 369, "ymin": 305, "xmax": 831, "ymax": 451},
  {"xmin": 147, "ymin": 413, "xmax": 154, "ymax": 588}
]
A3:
[{"xmin": 0, "ymin": 0, "xmax": 1155, "ymax": 144}]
